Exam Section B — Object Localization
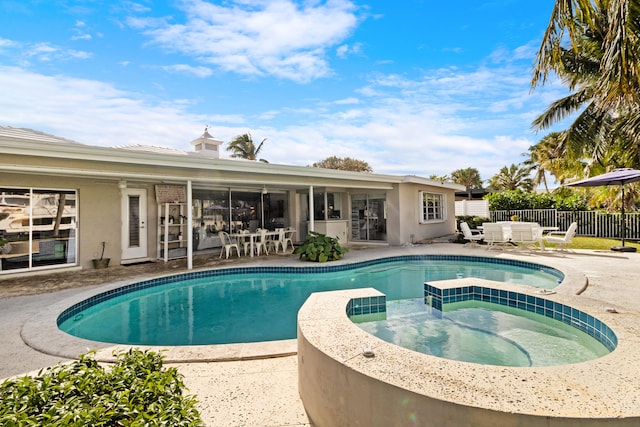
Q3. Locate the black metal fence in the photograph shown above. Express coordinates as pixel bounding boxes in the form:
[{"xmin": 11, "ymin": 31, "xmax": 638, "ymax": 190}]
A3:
[{"xmin": 490, "ymin": 209, "xmax": 640, "ymax": 240}]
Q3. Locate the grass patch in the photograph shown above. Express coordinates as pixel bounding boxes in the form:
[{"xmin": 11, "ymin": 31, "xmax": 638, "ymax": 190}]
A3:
[{"xmin": 552, "ymin": 236, "xmax": 640, "ymax": 251}]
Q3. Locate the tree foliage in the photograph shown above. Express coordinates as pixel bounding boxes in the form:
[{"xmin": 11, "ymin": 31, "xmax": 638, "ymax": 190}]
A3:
[
  {"xmin": 311, "ymin": 156, "xmax": 373, "ymax": 172},
  {"xmin": 531, "ymin": 0, "xmax": 640, "ymax": 175},
  {"xmin": 484, "ymin": 189, "xmax": 589, "ymax": 211},
  {"xmin": 226, "ymin": 132, "xmax": 268, "ymax": 162},
  {"xmin": 450, "ymin": 168, "xmax": 482, "ymax": 190},
  {"xmin": 488, "ymin": 164, "xmax": 534, "ymax": 192}
]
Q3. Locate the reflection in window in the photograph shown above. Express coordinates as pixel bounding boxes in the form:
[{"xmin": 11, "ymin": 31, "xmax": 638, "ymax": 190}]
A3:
[
  {"xmin": 191, "ymin": 189, "xmax": 290, "ymax": 252},
  {"xmin": 0, "ymin": 188, "xmax": 77, "ymax": 273},
  {"xmin": 312, "ymin": 192, "xmax": 343, "ymax": 220}
]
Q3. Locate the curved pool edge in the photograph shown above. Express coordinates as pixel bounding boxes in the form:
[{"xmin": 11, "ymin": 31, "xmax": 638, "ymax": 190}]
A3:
[
  {"xmin": 297, "ymin": 285, "xmax": 640, "ymax": 425},
  {"xmin": 24, "ymin": 249, "xmax": 585, "ymax": 363},
  {"xmin": 21, "ymin": 275, "xmax": 298, "ymax": 364}
]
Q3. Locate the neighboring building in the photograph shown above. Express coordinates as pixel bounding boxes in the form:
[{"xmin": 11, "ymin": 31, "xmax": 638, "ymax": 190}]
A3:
[
  {"xmin": 0, "ymin": 126, "xmax": 464, "ymax": 275},
  {"xmin": 454, "ymin": 188, "xmax": 493, "ymax": 200}
]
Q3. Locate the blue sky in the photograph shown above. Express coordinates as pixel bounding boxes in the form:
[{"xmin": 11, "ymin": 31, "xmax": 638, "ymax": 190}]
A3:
[{"xmin": 0, "ymin": 0, "xmax": 567, "ymax": 182}]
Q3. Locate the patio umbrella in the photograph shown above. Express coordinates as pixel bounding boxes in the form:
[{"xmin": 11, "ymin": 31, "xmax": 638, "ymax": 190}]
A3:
[{"xmin": 567, "ymin": 168, "xmax": 640, "ymax": 252}]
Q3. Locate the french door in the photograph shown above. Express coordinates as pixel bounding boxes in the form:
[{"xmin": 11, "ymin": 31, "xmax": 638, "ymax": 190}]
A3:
[{"xmin": 121, "ymin": 188, "xmax": 148, "ymax": 260}]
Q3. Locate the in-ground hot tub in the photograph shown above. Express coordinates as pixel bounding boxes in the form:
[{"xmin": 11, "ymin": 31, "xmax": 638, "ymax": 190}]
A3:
[{"xmin": 297, "ymin": 279, "xmax": 640, "ymax": 427}]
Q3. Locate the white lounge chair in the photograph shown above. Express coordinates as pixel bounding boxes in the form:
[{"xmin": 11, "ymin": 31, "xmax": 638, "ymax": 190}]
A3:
[
  {"xmin": 543, "ymin": 222, "xmax": 578, "ymax": 251},
  {"xmin": 482, "ymin": 223, "xmax": 511, "ymax": 250},
  {"xmin": 510, "ymin": 223, "xmax": 542, "ymax": 251},
  {"xmin": 218, "ymin": 231, "xmax": 240, "ymax": 259},
  {"xmin": 460, "ymin": 222, "xmax": 484, "ymax": 247}
]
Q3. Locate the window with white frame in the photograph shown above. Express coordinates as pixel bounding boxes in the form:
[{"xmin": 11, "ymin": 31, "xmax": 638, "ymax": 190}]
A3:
[{"xmin": 420, "ymin": 192, "xmax": 444, "ymax": 223}]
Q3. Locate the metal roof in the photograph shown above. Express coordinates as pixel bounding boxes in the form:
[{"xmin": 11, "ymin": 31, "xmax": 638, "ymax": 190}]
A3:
[{"xmin": 0, "ymin": 126, "xmax": 85, "ymax": 145}]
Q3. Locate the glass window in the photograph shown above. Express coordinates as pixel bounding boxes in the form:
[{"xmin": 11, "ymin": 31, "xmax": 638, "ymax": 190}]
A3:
[
  {"xmin": 0, "ymin": 187, "xmax": 77, "ymax": 273},
  {"xmin": 420, "ymin": 192, "xmax": 444, "ymax": 222},
  {"xmin": 312, "ymin": 192, "xmax": 343, "ymax": 220},
  {"xmin": 192, "ymin": 189, "xmax": 290, "ymax": 243}
]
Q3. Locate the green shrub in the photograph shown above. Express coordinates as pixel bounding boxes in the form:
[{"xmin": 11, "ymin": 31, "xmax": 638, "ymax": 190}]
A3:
[
  {"xmin": 456, "ymin": 216, "xmax": 490, "ymax": 230},
  {"xmin": 485, "ymin": 189, "xmax": 589, "ymax": 211},
  {"xmin": 0, "ymin": 349, "xmax": 203, "ymax": 426},
  {"xmin": 293, "ymin": 231, "xmax": 348, "ymax": 262}
]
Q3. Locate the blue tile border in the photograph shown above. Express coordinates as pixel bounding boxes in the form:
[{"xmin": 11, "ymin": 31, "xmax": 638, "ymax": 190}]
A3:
[
  {"xmin": 346, "ymin": 296, "xmax": 387, "ymax": 317},
  {"xmin": 424, "ymin": 283, "xmax": 618, "ymax": 351},
  {"xmin": 57, "ymin": 255, "xmax": 564, "ymax": 325}
]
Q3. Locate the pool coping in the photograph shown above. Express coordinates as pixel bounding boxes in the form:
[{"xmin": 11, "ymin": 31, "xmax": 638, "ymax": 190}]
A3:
[
  {"xmin": 297, "ymin": 281, "xmax": 640, "ymax": 423},
  {"xmin": 23, "ymin": 252, "xmax": 585, "ymax": 364}
]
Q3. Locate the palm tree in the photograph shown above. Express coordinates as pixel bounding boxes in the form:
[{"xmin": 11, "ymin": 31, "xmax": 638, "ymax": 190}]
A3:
[
  {"xmin": 226, "ymin": 132, "xmax": 268, "ymax": 162},
  {"xmin": 488, "ymin": 164, "xmax": 534, "ymax": 192},
  {"xmin": 525, "ymin": 132, "xmax": 584, "ymax": 190},
  {"xmin": 533, "ymin": 0, "xmax": 640, "ymax": 110},
  {"xmin": 450, "ymin": 168, "xmax": 482, "ymax": 199},
  {"xmin": 531, "ymin": 0, "xmax": 640, "ymax": 171}
]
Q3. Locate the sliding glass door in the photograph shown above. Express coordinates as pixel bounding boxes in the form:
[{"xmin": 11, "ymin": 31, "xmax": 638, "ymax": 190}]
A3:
[
  {"xmin": 0, "ymin": 187, "xmax": 78, "ymax": 273},
  {"xmin": 350, "ymin": 193, "xmax": 387, "ymax": 242}
]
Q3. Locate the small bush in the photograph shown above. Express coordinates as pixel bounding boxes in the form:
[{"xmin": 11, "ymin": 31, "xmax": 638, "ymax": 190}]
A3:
[
  {"xmin": 456, "ymin": 216, "xmax": 490, "ymax": 230},
  {"xmin": 293, "ymin": 231, "xmax": 348, "ymax": 262},
  {"xmin": 0, "ymin": 349, "xmax": 203, "ymax": 426}
]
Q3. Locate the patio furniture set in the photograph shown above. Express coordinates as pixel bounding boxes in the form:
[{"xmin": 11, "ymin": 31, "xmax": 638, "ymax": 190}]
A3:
[
  {"xmin": 218, "ymin": 228, "xmax": 296, "ymax": 259},
  {"xmin": 461, "ymin": 221, "xmax": 577, "ymax": 251}
]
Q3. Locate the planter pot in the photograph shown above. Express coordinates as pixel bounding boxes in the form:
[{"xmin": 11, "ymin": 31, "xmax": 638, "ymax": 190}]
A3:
[{"xmin": 92, "ymin": 258, "xmax": 110, "ymax": 269}]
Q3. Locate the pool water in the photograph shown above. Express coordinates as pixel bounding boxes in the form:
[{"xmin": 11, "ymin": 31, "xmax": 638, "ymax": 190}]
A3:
[
  {"xmin": 355, "ymin": 298, "xmax": 610, "ymax": 366},
  {"xmin": 59, "ymin": 258, "xmax": 562, "ymax": 346}
]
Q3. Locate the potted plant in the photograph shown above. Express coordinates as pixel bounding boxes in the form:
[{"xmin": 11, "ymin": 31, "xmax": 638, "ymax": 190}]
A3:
[
  {"xmin": 293, "ymin": 232, "xmax": 348, "ymax": 262},
  {"xmin": 91, "ymin": 241, "xmax": 110, "ymax": 269}
]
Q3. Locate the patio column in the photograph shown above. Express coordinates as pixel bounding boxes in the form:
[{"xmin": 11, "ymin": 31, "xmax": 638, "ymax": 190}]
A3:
[
  {"xmin": 187, "ymin": 180, "xmax": 193, "ymax": 270},
  {"xmin": 309, "ymin": 185, "xmax": 315, "ymax": 232}
]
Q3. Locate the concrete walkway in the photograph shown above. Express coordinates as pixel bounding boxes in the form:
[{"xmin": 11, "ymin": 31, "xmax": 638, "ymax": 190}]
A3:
[{"xmin": 2, "ymin": 244, "xmax": 640, "ymax": 426}]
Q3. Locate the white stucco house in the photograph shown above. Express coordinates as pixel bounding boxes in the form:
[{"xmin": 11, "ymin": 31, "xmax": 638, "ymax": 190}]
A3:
[{"xmin": 0, "ymin": 126, "xmax": 464, "ymax": 275}]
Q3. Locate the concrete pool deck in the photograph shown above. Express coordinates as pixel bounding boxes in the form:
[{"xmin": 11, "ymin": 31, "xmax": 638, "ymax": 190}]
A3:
[{"xmin": 2, "ymin": 243, "xmax": 640, "ymax": 426}]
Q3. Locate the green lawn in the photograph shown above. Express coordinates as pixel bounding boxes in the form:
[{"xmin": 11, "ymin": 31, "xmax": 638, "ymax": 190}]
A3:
[{"xmin": 553, "ymin": 236, "xmax": 640, "ymax": 251}]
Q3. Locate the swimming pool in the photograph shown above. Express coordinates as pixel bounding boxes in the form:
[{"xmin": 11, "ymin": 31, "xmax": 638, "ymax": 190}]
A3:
[
  {"xmin": 355, "ymin": 298, "xmax": 611, "ymax": 366},
  {"xmin": 58, "ymin": 255, "xmax": 564, "ymax": 346}
]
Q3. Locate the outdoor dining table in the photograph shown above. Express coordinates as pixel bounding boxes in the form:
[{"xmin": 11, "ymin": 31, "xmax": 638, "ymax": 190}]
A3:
[
  {"xmin": 229, "ymin": 230, "xmax": 274, "ymax": 258},
  {"xmin": 229, "ymin": 229, "xmax": 295, "ymax": 257}
]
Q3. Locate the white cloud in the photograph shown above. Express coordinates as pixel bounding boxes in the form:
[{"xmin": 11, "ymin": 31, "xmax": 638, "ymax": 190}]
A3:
[
  {"xmin": 162, "ymin": 64, "xmax": 214, "ymax": 78},
  {"xmin": 0, "ymin": 39, "xmax": 565, "ymax": 180},
  {"xmin": 336, "ymin": 42, "xmax": 362, "ymax": 58},
  {"xmin": 0, "ymin": 40, "xmax": 93, "ymax": 63},
  {"xmin": 127, "ymin": 0, "xmax": 359, "ymax": 82}
]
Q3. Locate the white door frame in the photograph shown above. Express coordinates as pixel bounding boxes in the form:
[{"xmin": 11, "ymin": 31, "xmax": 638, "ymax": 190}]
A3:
[{"xmin": 121, "ymin": 188, "xmax": 148, "ymax": 261}]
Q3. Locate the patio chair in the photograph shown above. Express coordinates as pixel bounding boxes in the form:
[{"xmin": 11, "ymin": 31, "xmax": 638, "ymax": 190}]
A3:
[
  {"xmin": 543, "ymin": 222, "xmax": 578, "ymax": 251},
  {"xmin": 218, "ymin": 231, "xmax": 240, "ymax": 259},
  {"xmin": 482, "ymin": 223, "xmax": 511, "ymax": 250},
  {"xmin": 459, "ymin": 222, "xmax": 484, "ymax": 247},
  {"xmin": 267, "ymin": 228, "xmax": 284, "ymax": 254},
  {"xmin": 254, "ymin": 228, "xmax": 270, "ymax": 256},
  {"xmin": 280, "ymin": 227, "xmax": 295, "ymax": 252},
  {"xmin": 509, "ymin": 223, "xmax": 542, "ymax": 251},
  {"xmin": 237, "ymin": 230, "xmax": 253, "ymax": 256}
]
